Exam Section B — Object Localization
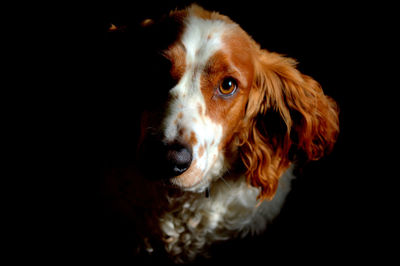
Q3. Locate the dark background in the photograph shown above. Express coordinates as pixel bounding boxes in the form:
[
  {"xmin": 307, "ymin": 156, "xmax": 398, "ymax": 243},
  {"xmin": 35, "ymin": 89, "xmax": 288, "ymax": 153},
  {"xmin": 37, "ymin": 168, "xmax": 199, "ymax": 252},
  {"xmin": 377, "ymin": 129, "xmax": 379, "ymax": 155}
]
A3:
[{"xmin": 43, "ymin": 0, "xmax": 392, "ymax": 264}]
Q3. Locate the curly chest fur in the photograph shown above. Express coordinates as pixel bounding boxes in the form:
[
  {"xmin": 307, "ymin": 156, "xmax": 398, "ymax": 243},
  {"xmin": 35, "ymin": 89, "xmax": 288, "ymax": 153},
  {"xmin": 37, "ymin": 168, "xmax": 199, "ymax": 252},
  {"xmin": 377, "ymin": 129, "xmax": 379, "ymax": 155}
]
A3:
[{"xmin": 138, "ymin": 168, "xmax": 294, "ymax": 262}]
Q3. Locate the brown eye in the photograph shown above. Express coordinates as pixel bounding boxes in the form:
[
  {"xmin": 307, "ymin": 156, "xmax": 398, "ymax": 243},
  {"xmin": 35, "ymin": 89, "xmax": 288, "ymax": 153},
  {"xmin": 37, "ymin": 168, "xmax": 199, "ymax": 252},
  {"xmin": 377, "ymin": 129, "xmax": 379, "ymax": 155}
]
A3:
[{"xmin": 218, "ymin": 78, "xmax": 237, "ymax": 96}]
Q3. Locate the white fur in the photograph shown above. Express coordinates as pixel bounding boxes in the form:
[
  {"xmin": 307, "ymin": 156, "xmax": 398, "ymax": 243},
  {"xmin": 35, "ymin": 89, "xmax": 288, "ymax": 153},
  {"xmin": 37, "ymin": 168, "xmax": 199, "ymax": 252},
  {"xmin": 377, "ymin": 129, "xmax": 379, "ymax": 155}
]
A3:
[
  {"xmin": 116, "ymin": 10, "xmax": 297, "ymax": 263},
  {"xmin": 162, "ymin": 15, "xmax": 234, "ymax": 192}
]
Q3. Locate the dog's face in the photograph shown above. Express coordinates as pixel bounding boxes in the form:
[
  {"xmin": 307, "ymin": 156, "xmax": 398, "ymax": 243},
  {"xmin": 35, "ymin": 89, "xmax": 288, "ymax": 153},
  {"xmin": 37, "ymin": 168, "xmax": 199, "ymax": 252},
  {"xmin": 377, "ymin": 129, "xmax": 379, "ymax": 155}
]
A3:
[
  {"xmin": 137, "ymin": 5, "xmax": 339, "ymax": 197},
  {"xmin": 138, "ymin": 8, "xmax": 255, "ymax": 192}
]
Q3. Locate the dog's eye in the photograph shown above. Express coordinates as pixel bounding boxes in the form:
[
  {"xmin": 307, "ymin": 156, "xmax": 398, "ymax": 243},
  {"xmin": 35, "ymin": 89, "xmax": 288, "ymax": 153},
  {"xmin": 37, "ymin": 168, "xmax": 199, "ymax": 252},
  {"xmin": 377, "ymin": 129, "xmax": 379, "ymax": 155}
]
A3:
[{"xmin": 218, "ymin": 78, "xmax": 237, "ymax": 96}]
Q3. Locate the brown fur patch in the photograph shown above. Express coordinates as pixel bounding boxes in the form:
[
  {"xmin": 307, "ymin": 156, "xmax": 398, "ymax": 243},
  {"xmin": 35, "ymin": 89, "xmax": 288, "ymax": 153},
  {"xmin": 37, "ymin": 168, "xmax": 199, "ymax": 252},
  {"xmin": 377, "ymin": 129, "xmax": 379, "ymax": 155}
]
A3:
[
  {"xmin": 198, "ymin": 145, "xmax": 205, "ymax": 158},
  {"xmin": 199, "ymin": 27, "xmax": 257, "ymax": 150},
  {"xmin": 189, "ymin": 131, "xmax": 198, "ymax": 146},
  {"xmin": 181, "ymin": 130, "xmax": 198, "ymax": 147},
  {"xmin": 164, "ymin": 44, "xmax": 186, "ymax": 82}
]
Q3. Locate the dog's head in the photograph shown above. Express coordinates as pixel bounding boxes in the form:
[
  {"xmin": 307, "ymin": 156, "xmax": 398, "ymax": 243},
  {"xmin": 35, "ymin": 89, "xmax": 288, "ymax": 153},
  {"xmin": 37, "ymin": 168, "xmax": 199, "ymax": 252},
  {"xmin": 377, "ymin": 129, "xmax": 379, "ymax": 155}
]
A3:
[{"xmin": 136, "ymin": 5, "xmax": 339, "ymax": 198}]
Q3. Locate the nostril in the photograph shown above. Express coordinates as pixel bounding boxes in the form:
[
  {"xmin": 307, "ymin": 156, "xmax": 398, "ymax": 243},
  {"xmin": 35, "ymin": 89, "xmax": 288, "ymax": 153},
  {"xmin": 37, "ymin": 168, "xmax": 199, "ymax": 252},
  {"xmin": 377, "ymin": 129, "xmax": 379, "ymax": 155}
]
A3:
[
  {"xmin": 139, "ymin": 137, "xmax": 193, "ymax": 180},
  {"xmin": 166, "ymin": 143, "xmax": 192, "ymax": 174}
]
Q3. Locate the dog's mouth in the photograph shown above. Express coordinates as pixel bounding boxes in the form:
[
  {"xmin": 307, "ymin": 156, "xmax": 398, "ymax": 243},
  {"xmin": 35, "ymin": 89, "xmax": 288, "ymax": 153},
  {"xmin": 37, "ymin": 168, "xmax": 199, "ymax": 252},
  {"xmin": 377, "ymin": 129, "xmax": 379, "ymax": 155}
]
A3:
[{"xmin": 168, "ymin": 162, "xmax": 204, "ymax": 189}]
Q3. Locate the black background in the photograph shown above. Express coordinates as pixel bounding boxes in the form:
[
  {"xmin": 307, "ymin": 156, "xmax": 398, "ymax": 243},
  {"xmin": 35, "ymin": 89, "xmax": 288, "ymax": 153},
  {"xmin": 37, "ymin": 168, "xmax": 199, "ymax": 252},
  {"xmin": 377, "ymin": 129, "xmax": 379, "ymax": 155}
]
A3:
[{"xmin": 35, "ymin": 0, "xmax": 393, "ymax": 264}]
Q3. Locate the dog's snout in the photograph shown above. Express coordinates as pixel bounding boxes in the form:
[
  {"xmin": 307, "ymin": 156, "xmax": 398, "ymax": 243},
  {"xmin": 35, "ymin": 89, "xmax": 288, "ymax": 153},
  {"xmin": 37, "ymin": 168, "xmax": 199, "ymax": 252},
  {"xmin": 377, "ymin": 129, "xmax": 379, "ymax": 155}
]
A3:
[
  {"xmin": 140, "ymin": 138, "xmax": 193, "ymax": 180},
  {"xmin": 166, "ymin": 143, "xmax": 192, "ymax": 175}
]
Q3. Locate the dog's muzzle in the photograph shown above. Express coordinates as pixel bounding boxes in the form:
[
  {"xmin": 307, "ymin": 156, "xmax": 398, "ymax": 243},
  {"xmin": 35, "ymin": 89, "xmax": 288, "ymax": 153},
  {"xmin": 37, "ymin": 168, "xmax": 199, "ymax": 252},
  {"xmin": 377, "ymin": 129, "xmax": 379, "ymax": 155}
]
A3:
[{"xmin": 139, "ymin": 138, "xmax": 193, "ymax": 180}]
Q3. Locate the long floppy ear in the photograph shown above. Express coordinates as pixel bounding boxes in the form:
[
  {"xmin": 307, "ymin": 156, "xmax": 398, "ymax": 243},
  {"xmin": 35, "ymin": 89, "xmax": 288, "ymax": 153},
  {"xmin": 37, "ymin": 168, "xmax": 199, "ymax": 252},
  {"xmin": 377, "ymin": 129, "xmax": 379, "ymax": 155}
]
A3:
[{"xmin": 239, "ymin": 50, "xmax": 339, "ymax": 200}]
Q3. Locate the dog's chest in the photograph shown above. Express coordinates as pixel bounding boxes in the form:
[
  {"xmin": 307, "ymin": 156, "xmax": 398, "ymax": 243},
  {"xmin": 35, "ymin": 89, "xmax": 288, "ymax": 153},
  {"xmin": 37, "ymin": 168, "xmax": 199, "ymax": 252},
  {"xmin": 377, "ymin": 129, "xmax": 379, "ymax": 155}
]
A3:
[
  {"xmin": 135, "ymin": 168, "xmax": 294, "ymax": 262},
  {"xmin": 152, "ymin": 177, "xmax": 258, "ymax": 260}
]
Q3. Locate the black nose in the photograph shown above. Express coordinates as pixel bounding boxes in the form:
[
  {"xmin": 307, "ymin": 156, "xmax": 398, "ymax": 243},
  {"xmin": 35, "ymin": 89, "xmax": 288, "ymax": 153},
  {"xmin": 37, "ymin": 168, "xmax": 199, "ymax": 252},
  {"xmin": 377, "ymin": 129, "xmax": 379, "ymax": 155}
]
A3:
[
  {"xmin": 165, "ymin": 142, "xmax": 192, "ymax": 175},
  {"xmin": 139, "ymin": 139, "xmax": 193, "ymax": 180}
]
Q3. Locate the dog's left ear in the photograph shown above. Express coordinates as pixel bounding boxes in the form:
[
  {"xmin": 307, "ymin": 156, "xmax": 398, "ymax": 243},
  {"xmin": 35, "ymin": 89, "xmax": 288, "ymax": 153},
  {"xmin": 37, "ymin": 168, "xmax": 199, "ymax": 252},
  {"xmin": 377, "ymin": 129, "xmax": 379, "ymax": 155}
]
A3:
[{"xmin": 239, "ymin": 50, "xmax": 339, "ymax": 200}]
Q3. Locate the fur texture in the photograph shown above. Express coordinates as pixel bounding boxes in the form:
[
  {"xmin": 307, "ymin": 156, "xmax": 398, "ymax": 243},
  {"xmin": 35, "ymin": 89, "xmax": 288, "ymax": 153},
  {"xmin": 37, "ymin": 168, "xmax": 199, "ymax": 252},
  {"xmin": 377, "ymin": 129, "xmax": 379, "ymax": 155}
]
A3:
[{"xmin": 105, "ymin": 5, "xmax": 339, "ymax": 263}]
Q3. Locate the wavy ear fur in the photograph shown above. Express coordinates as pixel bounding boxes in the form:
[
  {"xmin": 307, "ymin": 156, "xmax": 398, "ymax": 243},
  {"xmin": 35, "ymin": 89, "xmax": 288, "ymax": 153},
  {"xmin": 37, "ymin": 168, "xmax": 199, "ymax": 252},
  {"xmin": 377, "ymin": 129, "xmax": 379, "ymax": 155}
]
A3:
[{"xmin": 239, "ymin": 50, "xmax": 339, "ymax": 200}]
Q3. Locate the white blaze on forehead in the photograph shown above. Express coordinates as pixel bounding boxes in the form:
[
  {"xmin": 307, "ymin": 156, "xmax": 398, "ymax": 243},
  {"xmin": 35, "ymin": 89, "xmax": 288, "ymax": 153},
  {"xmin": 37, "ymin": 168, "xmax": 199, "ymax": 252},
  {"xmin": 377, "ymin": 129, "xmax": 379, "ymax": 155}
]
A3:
[
  {"xmin": 162, "ymin": 15, "xmax": 233, "ymax": 190},
  {"xmin": 164, "ymin": 14, "xmax": 233, "ymax": 141},
  {"xmin": 182, "ymin": 16, "xmax": 232, "ymax": 67}
]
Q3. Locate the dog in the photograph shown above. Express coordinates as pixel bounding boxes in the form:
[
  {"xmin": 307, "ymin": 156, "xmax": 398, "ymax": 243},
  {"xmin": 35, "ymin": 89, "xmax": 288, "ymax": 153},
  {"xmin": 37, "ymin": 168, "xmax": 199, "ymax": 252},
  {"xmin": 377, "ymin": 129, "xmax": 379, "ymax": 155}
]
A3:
[{"xmin": 103, "ymin": 4, "xmax": 339, "ymax": 263}]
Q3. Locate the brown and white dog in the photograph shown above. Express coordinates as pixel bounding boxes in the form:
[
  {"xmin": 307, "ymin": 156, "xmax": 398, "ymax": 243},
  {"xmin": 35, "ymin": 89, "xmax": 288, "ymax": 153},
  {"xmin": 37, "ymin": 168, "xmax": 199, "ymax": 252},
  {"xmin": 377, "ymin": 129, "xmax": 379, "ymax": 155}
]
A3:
[{"xmin": 105, "ymin": 4, "xmax": 339, "ymax": 263}]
